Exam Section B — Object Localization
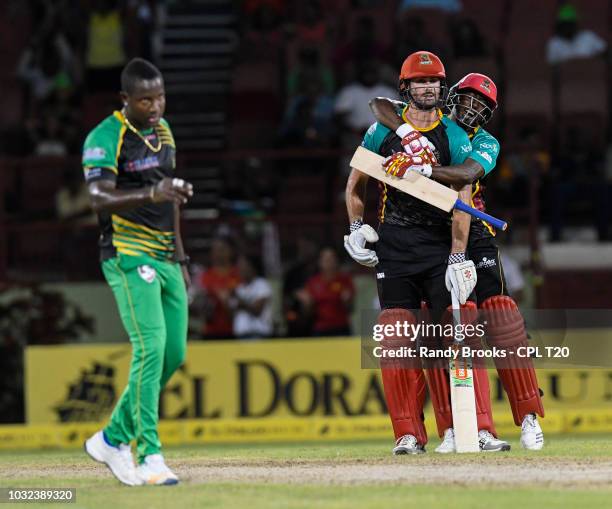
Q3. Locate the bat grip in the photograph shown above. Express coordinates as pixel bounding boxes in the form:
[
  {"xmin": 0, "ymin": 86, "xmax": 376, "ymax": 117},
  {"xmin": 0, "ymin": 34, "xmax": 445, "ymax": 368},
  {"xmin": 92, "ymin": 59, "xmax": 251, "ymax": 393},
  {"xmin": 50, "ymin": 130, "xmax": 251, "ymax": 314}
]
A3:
[
  {"xmin": 450, "ymin": 291, "xmax": 462, "ymax": 339},
  {"xmin": 453, "ymin": 199, "xmax": 508, "ymax": 231}
]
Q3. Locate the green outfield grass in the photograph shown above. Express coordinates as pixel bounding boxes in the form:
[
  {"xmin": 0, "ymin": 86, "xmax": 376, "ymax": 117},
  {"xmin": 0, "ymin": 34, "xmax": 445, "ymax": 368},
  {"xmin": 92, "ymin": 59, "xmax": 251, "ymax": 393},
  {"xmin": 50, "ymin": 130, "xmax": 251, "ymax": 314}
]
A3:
[{"xmin": 1, "ymin": 435, "xmax": 611, "ymax": 509}]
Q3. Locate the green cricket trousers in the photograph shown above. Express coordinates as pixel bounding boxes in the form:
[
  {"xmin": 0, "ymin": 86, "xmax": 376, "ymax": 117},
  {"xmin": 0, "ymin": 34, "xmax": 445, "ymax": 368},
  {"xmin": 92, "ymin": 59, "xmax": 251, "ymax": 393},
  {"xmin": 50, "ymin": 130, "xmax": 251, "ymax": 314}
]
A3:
[{"xmin": 101, "ymin": 254, "xmax": 188, "ymax": 462}]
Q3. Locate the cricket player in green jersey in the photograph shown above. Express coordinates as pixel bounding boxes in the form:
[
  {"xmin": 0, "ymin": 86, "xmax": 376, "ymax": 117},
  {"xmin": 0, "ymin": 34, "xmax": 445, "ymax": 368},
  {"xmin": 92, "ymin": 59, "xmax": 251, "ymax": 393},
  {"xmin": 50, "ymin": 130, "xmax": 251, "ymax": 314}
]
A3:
[{"xmin": 83, "ymin": 58, "xmax": 194, "ymax": 486}]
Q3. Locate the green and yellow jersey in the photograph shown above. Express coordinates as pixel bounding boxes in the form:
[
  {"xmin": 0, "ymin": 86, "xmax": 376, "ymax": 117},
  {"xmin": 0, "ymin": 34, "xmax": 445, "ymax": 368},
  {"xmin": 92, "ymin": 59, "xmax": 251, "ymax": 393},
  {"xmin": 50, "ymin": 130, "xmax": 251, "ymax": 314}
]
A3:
[{"xmin": 82, "ymin": 110, "xmax": 177, "ymax": 261}]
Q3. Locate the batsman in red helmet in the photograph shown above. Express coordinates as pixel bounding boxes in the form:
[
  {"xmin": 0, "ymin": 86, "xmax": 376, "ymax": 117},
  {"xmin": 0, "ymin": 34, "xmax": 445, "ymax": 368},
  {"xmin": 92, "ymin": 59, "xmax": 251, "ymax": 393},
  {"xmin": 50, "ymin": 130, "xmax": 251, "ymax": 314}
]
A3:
[
  {"xmin": 370, "ymin": 72, "xmax": 545, "ymax": 451},
  {"xmin": 345, "ymin": 52, "xmax": 507, "ymax": 454}
]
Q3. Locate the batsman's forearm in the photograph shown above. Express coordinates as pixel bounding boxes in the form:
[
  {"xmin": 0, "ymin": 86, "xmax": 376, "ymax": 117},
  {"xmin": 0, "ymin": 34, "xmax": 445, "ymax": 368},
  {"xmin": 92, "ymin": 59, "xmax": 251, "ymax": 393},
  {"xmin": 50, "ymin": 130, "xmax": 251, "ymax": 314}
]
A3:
[
  {"xmin": 369, "ymin": 97, "xmax": 404, "ymax": 131},
  {"xmin": 88, "ymin": 182, "xmax": 153, "ymax": 213},
  {"xmin": 431, "ymin": 160, "xmax": 484, "ymax": 187},
  {"xmin": 451, "ymin": 185, "xmax": 472, "ymax": 254},
  {"xmin": 345, "ymin": 168, "xmax": 369, "ymax": 222}
]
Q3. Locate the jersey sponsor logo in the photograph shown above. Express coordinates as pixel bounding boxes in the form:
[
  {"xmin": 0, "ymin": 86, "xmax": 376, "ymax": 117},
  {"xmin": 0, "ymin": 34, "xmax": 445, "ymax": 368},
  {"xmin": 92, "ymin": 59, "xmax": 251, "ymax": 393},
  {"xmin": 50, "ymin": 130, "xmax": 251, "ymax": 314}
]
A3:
[
  {"xmin": 461, "ymin": 144, "xmax": 472, "ymax": 153},
  {"xmin": 126, "ymin": 156, "xmax": 161, "ymax": 172},
  {"xmin": 83, "ymin": 147, "xmax": 106, "ymax": 161},
  {"xmin": 479, "ymin": 142, "xmax": 498, "ymax": 153},
  {"xmin": 476, "ymin": 257, "xmax": 496, "ymax": 269},
  {"xmin": 476, "ymin": 151, "xmax": 492, "ymax": 163},
  {"xmin": 137, "ymin": 265, "xmax": 157, "ymax": 283}
]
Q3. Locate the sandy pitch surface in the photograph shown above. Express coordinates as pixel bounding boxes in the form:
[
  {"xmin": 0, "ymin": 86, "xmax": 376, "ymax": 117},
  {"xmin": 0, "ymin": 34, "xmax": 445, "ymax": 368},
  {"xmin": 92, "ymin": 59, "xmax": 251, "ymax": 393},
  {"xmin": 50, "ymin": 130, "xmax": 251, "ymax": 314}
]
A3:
[{"xmin": 4, "ymin": 458, "xmax": 612, "ymax": 488}]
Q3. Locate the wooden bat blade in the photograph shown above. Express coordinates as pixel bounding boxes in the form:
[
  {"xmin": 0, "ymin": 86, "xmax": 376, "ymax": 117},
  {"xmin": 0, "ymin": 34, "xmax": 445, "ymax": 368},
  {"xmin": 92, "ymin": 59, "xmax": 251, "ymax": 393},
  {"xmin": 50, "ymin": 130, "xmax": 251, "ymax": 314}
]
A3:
[
  {"xmin": 350, "ymin": 146, "xmax": 458, "ymax": 213},
  {"xmin": 450, "ymin": 353, "xmax": 480, "ymax": 453}
]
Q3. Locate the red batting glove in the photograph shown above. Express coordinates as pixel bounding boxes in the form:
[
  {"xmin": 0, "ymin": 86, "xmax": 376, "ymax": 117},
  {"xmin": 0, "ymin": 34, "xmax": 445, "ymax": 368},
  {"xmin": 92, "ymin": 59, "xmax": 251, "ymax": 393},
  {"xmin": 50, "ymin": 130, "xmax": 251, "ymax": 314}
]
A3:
[{"xmin": 382, "ymin": 152, "xmax": 426, "ymax": 178}]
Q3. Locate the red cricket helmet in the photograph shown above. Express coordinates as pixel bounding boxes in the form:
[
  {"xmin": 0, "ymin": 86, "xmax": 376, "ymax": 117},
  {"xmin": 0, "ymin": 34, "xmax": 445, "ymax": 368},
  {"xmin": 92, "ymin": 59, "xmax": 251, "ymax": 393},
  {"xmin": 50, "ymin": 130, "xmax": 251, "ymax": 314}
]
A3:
[
  {"xmin": 399, "ymin": 51, "xmax": 446, "ymax": 80},
  {"xmin": 447, "ymin": 73, "xmax": 498, "ymax": 128},
  {"xmin": 399, "ymin": 51, "xmax": 447, "ymax": 110},
  {"xmin": 456, "ymin": 73, "xmax": 497, "ymax": 108}
]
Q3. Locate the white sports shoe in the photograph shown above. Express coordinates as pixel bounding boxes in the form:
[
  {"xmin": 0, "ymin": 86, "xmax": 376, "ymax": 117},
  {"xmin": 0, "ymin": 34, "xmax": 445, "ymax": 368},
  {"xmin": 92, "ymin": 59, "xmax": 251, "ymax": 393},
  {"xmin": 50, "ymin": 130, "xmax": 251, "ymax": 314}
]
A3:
[
  {"xmin": 84, "ymin": 431, "xmax": 142, "ymax": 486},
  {"xmin": 137, "ymin": 454, "xmax": 179, "ymax": 485},
  {"xmin": 392, "ymin": 434, "xmax": 425, "ymax": 455},
  {"xmin": 435, "ymin": 428, "xmax": 456, "ymax": 454},
  {"xmin": 478, "ymin": 430, "xmax": 511, "ymax": 452},
  {"xmin": 521, "ymin": 413, "xmax": 544, "ymax": 450}
]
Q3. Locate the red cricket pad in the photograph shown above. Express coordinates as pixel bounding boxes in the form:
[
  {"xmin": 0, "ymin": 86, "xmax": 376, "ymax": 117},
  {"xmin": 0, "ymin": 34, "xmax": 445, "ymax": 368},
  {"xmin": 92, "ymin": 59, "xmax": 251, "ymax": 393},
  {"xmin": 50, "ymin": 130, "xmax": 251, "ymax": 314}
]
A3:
[
  {"xmin": 426, "ymin": 301, "xmax": 496, "ymax": 437},
  {"xmin": 481, "ymin": 295, "xmax": 545, "ymax": 425},
  {"xmin": 378, "ymin": 308, "xmax": 428, "ymax": 445}
]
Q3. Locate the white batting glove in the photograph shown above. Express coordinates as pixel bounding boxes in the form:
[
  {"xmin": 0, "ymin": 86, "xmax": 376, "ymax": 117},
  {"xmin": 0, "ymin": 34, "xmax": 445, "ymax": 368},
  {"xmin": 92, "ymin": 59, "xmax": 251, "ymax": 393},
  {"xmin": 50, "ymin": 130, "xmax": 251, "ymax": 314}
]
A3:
[
  {"xmin": 396, "ymin": 123, "xmax": 438, "ymax": 166},
  {"xmin": 445, "ymin": 252, "xmax": 477, "ymax": 305},
  {"xmin": 344, "ymin": 221, "xmax": 379, "ymax": 267}
]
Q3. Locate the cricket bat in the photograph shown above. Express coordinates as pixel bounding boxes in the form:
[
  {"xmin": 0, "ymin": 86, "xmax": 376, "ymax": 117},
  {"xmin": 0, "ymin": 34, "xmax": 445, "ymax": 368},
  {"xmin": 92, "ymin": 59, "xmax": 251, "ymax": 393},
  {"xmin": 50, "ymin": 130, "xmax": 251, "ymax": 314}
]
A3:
[
  {"xmin": 349, "ymin": 146, "xmax": 508, "ymax": 231},
  {"xmin": 449, "ymin": 291, "xmax": 480, "ymax": 453}
]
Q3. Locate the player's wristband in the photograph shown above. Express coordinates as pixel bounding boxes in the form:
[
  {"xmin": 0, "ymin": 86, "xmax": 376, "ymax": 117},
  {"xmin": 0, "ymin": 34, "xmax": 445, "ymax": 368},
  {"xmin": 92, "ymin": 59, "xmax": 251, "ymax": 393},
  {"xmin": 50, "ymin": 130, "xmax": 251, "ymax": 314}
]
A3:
[
  {"xmin": 448, "ymin": 252, "xmax": 466, "ymax": 265},
  {"xmin": 349, "ymin": 219, "xmax": 363, "ymax": 233},
  {"xmin": 149, "ymin": 185, "xmax": 156, "ymax": 202},
  {"xmin": 396, "ymin": 123, "xmax": 415, "ymax": 138}
]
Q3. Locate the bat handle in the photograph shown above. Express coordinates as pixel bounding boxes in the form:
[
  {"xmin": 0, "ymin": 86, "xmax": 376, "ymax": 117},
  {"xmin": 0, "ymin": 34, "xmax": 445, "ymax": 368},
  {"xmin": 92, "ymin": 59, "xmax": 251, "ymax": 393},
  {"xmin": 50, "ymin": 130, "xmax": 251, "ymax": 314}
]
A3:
[
  {"xmin": 453, "ymin": 199, "xmax": 508, "ymax": 231},
  {"xmin": 450, "ymin": 290, "xmax": 462, "ymax": 335}
]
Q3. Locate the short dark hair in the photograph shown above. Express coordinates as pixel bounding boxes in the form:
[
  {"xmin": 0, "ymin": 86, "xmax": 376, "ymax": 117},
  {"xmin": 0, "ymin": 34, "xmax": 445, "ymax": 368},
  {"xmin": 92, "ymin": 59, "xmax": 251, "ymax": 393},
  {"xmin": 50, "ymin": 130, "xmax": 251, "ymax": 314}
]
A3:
[{"xmin": 120, "ymin": 58, "xmax": 162, "ymax": 94}]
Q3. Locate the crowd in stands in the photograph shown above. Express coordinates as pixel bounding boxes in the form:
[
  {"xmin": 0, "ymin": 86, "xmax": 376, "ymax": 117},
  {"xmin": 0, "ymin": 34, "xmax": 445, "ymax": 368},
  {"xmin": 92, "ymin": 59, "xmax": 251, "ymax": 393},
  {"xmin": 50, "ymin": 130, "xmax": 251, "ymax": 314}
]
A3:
[
  {"xmin": 190, "ymin": 235, "xmax": 355, "ymax": 340},
  {"xmin": 234, "ymin": 0, "xmax": 612, "ymax": 242},
  {"xmin": 1, "ymin": 0, "xmax": 612, "ymax": 321}
]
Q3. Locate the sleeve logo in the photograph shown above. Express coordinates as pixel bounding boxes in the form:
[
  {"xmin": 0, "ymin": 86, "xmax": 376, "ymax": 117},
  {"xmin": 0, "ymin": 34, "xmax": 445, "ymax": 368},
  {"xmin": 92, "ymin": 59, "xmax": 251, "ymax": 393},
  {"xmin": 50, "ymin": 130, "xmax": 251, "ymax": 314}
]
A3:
[
  {"xmin": 477, "ymin": 151, "xmax": 492, "ymax": 163},
  {"xmin": 83, "ymin": 147, "xmax": 106, "ymax": 161}
]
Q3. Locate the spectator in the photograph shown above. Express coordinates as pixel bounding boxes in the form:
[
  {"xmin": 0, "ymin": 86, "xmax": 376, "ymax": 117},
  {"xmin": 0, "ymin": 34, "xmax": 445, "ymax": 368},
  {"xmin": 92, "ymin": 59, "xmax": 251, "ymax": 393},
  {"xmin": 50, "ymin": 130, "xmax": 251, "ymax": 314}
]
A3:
[
  {"xmin": 334, "ymin": 59, "xmax": 396, "ymax": 173},
  {"xmin": 85, "ymin": 0, "xmax": 127, "ymax": 92},
  {"xmin": 29, "ymin": 108, "xmax": 69, "ymax": 156},
  {"xmin": 297, "ymin": 247, "xmax": 354, "ymax": 336},
  {"xmin": 548, "ymin": 126, "xmax": 608, "ymax": 241},
  {"xmin": 279, "ymin": 79, "xmax": 335, "ymax": 148},
  {"xmin": 294, "ymin": 0, "xmax": 327, "ymax": 45},
  {"xmin": 287, "ymin": 47, "xmax": 334, "ymax": 97},
  {"xmin": 230, "ymin": 256, "xmax": 273, "ymax": 339},
  {"xmin": 17, "ymin": 31, "xmax": 77, "ymax": 113},
  {"xmin": 283, "ymin": 236, "xmax": 319, "ymax": 337},
  {"xmin": 334, "ymin": 60, "xmax": 397, "ymax": 135},
  {"xmin": 197, "ymin": 237, "xmax": 241, "ymax": 339},
  {"xmin": 55, "ymin": 169, "xmax": 97, "ymax": 224},
  {"xmin": 450, "ymin": 18, "xmax": 488, "ymax": 58},
  {"xmin": 546, "ymin": 4, "xmax": 607, "ymax": 65},
  {"xmin": 241, "ymin": 0, "xmax": 285, "ymax": 60},
  {"xmin": 393, "ymin": 16, "xmax": 436, "ymax": 69},
  {"xmin": 332, "ymin": 16, "xmax": 389, "ymax": 84}
]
